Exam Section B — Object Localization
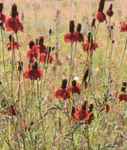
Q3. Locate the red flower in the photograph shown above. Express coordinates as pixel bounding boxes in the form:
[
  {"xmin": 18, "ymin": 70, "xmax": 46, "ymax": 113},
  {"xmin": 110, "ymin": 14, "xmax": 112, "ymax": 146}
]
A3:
[
  {"xmin": 5, "ymin": 16, "xmax": 23, "ymax": 33},
  {"xmin": 27, "ymin": 45, "xmax": 40, "ymax": 63},
  {"xmin": 40, "ymin": 52, "xmax": 53, "ymax": 64},
  {"xmin": 83, "ymin": 40, "xmax": 98, "ymax": 52},
  {"xmin": 64, "ymin": 32, "xmax": 83, "ymax": 43},
  {"xmin": 71, "ymin": 102, "xmax": 94, "ymax": 123},
  {"xmin": 64, "ymin": 21, "xmax": 83, "ymax": 43},
  {"xmin": 24, "ymin": 62, "xmax": 43, "ymax": 80},
  {"xmin": 27, "ymin": 47, "xmax": 39, "ymax": 63},
  {"xmin": 7, "ymin": 34, "xmax": 20, "ymax": 51},
  {"xmin": 68, "ymin": 80, "xmax": 81, "ymax": 95},
  {"xmin": 64, "ymin": 33, "xmax": 78, "ymax": 43},
  {"xmin": 74, "ymin": 32, "xmax": 84, "ymax": 42},
  {"xmin": 55, "ymin": 79, "xmax": 70, "ymax": 100},
  {"xmin": 38, "ymin": 36, "xmax": 47, "ymax": 53},
  {"xmin": 96, "ymin": 11, "xmax": 106, "ymax": 23},
  {"xmin": 7, "ymin": 42, "xmax": 20, "ymax": 51},
  {"xmin": 119, "ymin": 93, "xmax": 127, "ymax": 102},
  {"xmin": 39, "ymin": 45, "xmax": 47, "ymax": 53},
  {"xmin": 72, "ymin": 106, "xmax": 93, "ymax": 123},
  {"xmin": 55, "ymin": 88, "xmax": 70, "ymax": 100},
  {"xmin": 73, "ymin": 106, "xmax": 82, "ymax": 121},
  {"xmin": 120, "ymin": 22, "xmax": 127, "ymax": 32},
  {"xmin": 72, "ymin": 106, "xmax": 87, "ymax": 121}
]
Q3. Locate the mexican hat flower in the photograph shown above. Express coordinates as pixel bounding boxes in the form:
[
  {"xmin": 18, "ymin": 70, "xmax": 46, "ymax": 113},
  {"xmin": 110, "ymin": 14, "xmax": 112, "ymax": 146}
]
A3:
[
  {"xmin": 5, "ymin": 4, "xmax": 23, "ymax": 33},
  {"xmin": 24, "ymin": 62, "xmax": 43, "ymax": 80}
]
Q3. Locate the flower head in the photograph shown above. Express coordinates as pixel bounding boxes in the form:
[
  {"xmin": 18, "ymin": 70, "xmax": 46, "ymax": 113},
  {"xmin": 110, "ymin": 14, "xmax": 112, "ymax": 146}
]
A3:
[
  {"xmin": 64, "ymin": 20, "xmax": 83, "ymax": 43},
  {"xmin": 24, "ymin": 62, "xmax": 43, "ymax": 80},
  {"xmin": 27, "ymin": 41, "xmax": 40, "ymax": 63},
  {"xmin": 7, "ymin": 35, "xmax": 20, "ymax": 51},
  {"xmin": 68, "ymin": 80, "xmax": 81, "ymax": 95},
  {"xmin": 5, "ymin": 4, "xmax": 23, "ymax": 33},
  {"xmin": 72, "ymin": 102, "xmax": 94, "ymax": 124},
  {"xmin": 83, "ymin": 32, "xmax": 98, "ymax": 52},
  {"xmin": 96, "ymin": 11, "xmax": 106, "ymax": 22},
  {"xmin": 38, "ymin": 36, "xmax": 47, "ymax": 53},
  {"xmin": 55, "ymin": 79, "xmax": 70, "ymax": 100},
  {"xmin": 40, "ymin": 52, "xmax": 53, "ymax": 64}
]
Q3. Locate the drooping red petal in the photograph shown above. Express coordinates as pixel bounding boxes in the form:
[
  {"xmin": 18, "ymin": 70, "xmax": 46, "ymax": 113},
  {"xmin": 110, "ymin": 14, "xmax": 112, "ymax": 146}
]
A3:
[
  {"xmin": 5, "ymin": 16, "xmax": 23, "ymax": 33},
  {"xmin": 96, "ymin": 11, "xmax": 106, "ymax": 23}
]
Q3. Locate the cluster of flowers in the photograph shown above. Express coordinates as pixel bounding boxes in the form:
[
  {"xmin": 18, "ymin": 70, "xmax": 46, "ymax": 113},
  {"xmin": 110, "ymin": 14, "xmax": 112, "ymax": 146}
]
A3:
[
  {"xmin": 64, "ymin": 20, "xmax": 98, "ymax": 53},
  {"xmin": 96, "ymin": 0, "xmax": 127, "ymax": 32},
  {"xmin": 54, "ymin": 79, "xmax": 95, "ymax": 124},
  {"xmin": 0, "ymin": 2, "xmax": 55, "ymax": 81},
  {"xmin": 96, "ymin": 0, "xmax": 113, "ymax": 23},
  {"xmin": 0, "ymin": 3, "xmax": 23, "ymax": 53},
  {"xmin": 55, "ymin": 79, "xmax": 81, "ymax": 100},
  {"xmin": 24, "ymin": 36, "xmax": 54, "ymax": 80},
  {"xmin": 71, "ymin": 101, "xmax": 94, "ymax": 124}
]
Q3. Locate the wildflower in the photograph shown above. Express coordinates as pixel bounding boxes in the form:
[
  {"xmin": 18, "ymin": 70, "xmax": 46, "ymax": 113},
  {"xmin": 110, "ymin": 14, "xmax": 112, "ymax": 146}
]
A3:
[
  {"xmin": 96, "ymin": 11, "xmax": 106, "ymax": 23},
  {"xmin": 38, "ymin": 36, "xmax": 47, "ymax": 53},
  {"xmin": 5, "ymin": 4, "xmax": 23, "ymax": 33},
  {"xmin": 74, "ymin": 23, "xmax": 84, "ymax": 42},
  {"xmin": 0, "ymin": 3, "xmax": 6, "ymax": 28},
  {"xmin": 7, "ymin": 35, "xmax": 20, "ymax": 51},
  {"xmin": 40, "ymin": 52, "xmax": 53, "ymax": 64},
  {"xmin": 64, "ymin": 21, "xmax": 84, "ymax": 43},
  {"xmin": 55, "ymin": 79, "xmax": 70, "ymax": 100},
  {"xmin": 107, "ymin": 4, "xmax": 114, "ymax": 17},
  {"xmin": 68, "ymin": 80, "xmax": 81, "ymax": 95},
  {"xmin": 85, "ymin": 104, "xmax": 94, "ymax": 124},
  {"xmin": 83, "ymin": 32, "xmax": 98, "ymax": 52},
  {"xmin": 79, "ymin": 101, "xmax": 88, "ymax": 120},
  {"xmin": 39, "ymin": 46, "xmax": 54, "ymax": 64},
  {"xmin": 64, "ymin": 20, "xmax": 76, "ymax": 43},
  {"xmin": 27, "ymin": 41, "xmax": 40, "ymax": 63},
  {"xmin": 120, "ymin": 21, "xmax": 127, "ymax": 32},
  {"xmin": 24, "ymin": 62, "xmax": 43, "ymax": 80},
  {"xmin": 72, "ymin": 102, "xmax": 94, "ymax": 124},
  {"xmin": 72, "ymin": 106, "xmax": 82, "ymax": 121},
  {"xmin": 96, "ymin": 0, "xmax": 106, "ymax": 22}
]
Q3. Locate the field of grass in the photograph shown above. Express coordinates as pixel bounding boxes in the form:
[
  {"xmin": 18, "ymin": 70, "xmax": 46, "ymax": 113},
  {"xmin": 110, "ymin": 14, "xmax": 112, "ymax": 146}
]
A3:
[{"xmin": 0, "ymin": 0, "xmax": 127, "ymax": 150}]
